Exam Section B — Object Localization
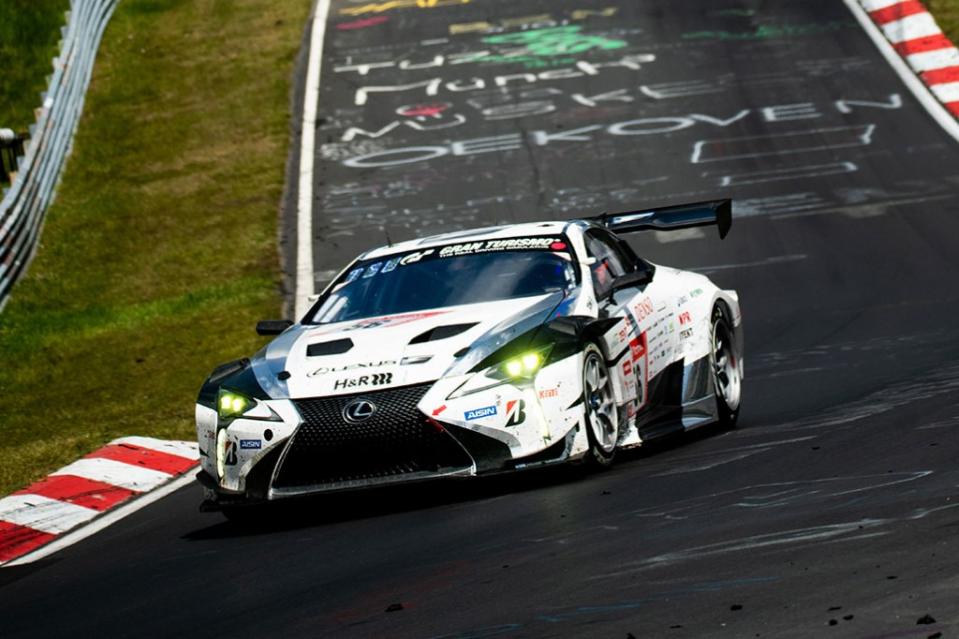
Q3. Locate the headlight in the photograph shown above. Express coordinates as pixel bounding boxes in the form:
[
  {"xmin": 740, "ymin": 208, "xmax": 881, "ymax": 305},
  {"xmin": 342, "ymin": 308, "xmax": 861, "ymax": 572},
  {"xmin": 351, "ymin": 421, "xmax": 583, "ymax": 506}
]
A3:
[
  {"xmin": 493, "ymin": 346, "xmax": 552, "ymax": 381},
  {"xmin": 218, "ymin": 388, "xmax": 256, "ymax": 420},
  {"xmin": 448, "ymin": 345, "xmax": 553, "ymax": 399}
]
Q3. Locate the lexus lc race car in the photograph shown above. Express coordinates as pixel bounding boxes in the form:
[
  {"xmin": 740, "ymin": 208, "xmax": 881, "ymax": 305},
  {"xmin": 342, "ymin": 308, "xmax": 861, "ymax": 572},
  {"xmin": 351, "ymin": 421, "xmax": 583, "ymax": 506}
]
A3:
[{"xmin": 194, "ymin": 200, "xmax": 743, "ymax": 516}]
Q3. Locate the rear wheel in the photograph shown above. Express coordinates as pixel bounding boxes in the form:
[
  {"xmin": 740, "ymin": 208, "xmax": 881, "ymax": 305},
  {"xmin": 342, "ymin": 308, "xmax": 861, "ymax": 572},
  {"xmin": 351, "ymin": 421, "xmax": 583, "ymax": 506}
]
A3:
[
  {"xmin": 582, "ymin": 343, "xmax": 619, "ymax": 467},
  {"xmin": 711, "ymin": 305, "xmax": 742, "ymax": 428}
]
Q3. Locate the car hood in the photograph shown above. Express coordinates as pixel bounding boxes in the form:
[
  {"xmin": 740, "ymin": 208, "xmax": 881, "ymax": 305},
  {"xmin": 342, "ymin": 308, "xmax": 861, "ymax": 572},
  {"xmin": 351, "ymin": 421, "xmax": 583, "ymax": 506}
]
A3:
[{"xmin": 249, "ymin": 291, "xmax": 569, "ymax": 399}]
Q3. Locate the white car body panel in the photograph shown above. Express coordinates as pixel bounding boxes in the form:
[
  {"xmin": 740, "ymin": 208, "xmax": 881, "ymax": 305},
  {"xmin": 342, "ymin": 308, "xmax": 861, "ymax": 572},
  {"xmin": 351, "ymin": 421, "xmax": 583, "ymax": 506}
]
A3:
[{"xmin": 194, "ymin": 217, "xmax": 743, "ymax": 504}]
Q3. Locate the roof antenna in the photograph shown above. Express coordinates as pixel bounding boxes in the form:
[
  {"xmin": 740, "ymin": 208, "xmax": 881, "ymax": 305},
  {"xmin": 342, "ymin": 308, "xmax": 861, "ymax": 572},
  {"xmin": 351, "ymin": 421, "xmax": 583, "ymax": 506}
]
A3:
[{"xmin": 383, "ymin": 227, "xmax": 393, "ymax": 247}]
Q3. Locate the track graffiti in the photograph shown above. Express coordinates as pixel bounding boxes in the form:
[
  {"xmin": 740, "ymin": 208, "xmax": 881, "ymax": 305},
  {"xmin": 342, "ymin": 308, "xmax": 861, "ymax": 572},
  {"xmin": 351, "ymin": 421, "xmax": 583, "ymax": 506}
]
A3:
[
  {"xmin": 336, "ymin": 16, "xmax": 389, "ymax": 30},
  {"xmin": 448, "ymin": 8, "xmax": 619, "ymax": 35},
  {"xmin": 476, "ymin": 26, "xmax": 627, "ymax": 68},
  {"xmin": 339, "ymin": 0, "xmax": 472, "ymax": 17},
  {"xmin": 682, "ymin": 20, "xmax": 856, "ymax": 41},
  {"xmin": 338, "ymin": 95, "xmax": 903, "ymax": 167}
]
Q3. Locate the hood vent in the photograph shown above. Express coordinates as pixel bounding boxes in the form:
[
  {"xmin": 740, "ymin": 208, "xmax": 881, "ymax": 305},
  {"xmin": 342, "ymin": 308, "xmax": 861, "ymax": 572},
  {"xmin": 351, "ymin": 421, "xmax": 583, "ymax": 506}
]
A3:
[
  {"xmin": 307, "ymin": 338, "xmax": 354, "ymax": 356},
  {"xmin": 409, "ymin": 323, "xmax": 478, "ymax": 345}
]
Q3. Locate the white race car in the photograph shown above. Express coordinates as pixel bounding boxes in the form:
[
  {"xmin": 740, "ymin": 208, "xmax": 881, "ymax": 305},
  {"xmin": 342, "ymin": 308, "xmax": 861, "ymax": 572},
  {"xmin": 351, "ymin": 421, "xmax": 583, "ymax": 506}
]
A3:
[{"xmin": 195, "ymin": 200, "xmax": 743, "ymax": 515}]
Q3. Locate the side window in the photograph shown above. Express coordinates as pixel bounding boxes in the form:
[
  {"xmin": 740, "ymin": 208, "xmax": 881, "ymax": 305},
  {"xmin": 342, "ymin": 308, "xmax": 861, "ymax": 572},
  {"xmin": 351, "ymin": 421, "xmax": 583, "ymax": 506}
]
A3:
[{"xmin": 584, "ymin": 230, "xmax": 629, "ymax": 298}]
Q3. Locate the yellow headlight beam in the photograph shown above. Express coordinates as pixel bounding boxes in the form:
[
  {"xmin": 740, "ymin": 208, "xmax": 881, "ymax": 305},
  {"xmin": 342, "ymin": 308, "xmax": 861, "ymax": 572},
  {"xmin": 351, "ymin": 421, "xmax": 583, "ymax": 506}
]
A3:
[
  {"xmin": 521, "ymin": 353, "xmax": 541, "ymax": 372},
  {"xmin": 217, "ymin": 389, "xmax": 253, "ymax": 420},
  {"xmin": 503, "ymin": 350, "xmax": 546, "ymax": 379}
]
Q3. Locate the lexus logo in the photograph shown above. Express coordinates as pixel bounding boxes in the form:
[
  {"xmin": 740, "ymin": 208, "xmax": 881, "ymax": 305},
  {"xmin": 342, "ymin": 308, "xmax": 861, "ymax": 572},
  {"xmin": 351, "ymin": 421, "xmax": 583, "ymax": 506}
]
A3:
[{"xmin": 343, "ymin": 399, "xmax": 376, "ymax": 423}]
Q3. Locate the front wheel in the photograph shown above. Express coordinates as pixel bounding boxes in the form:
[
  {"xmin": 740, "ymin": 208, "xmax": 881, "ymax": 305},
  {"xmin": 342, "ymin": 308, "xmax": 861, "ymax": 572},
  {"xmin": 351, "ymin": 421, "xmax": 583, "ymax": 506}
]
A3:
[
  {"xmin": 711, "ymin": 305, "xmax": 742, "ymax": 428},
  {"xmin": 582, "ymin": 343, "xmax": 619, "ymax": 467}
]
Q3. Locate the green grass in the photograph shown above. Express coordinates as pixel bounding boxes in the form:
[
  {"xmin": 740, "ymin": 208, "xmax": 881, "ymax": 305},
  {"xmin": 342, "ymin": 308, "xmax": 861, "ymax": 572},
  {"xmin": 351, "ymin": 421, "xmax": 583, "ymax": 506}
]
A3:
[
  {"xmin": 0, "ymin": 0, "xmax": 310, "ymax": 495},
  {"xmin": 927, "ymin": 0, "xmax": 959, "ymax": 43},
  {"xmin": 0, "ymin": 0, "xmax": 69, "ymax": 134}
]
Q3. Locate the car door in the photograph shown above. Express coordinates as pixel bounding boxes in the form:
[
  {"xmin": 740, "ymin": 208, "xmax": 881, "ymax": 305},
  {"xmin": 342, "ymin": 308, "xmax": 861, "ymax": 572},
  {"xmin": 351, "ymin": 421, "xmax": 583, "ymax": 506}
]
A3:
[{"xmin": 583, "ymin": 229, "xmax": 683, "ymax": 442}]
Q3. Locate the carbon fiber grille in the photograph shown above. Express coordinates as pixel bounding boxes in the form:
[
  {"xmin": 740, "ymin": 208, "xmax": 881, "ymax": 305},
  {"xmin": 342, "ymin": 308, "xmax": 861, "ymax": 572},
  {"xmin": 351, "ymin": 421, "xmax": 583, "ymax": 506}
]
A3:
[{"xmin": 273, "ymin": 383, "xmax": 473, "ymax": 489}]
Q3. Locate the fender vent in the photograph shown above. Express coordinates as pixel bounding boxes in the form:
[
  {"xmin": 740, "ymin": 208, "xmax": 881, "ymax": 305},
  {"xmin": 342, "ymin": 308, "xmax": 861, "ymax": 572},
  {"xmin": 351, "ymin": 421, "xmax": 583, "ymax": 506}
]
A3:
[
  {"xmin": 409, "ymin": 323, "xmax": 477, "ymax": 345},
  {"xmin": 307, "ymin": 339, "xmax": 353, "ymax": 356}
]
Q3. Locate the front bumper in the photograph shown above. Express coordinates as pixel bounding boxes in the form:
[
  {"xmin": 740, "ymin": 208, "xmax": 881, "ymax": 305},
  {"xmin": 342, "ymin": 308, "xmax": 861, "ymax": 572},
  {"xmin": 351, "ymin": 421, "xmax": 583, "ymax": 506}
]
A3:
[{"xmin": 196, "ymin": 354, "xmax": 589, "ymax": 503}]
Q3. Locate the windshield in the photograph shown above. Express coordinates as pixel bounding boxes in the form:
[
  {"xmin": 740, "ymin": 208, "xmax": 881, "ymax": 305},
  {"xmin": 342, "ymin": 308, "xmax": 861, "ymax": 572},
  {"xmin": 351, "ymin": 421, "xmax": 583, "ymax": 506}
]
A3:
[{"xmin": 306, "ymin": 236, "xmax": 577, "ymax": 325}]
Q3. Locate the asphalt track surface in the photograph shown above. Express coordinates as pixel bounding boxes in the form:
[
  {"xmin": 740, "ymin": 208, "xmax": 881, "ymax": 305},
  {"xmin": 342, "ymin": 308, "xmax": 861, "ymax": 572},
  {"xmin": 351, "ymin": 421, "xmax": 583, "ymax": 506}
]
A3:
[{"xmin": 3, "ymin": 1, "xmax": 959, "ymax": 637}]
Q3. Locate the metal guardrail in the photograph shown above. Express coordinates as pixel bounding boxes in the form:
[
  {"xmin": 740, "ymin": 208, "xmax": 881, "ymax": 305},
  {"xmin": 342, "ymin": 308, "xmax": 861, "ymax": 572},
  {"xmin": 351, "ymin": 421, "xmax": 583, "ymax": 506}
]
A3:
[{"xmin": 0, "ymin": 0, "xmax": 119, "ymax": 312}]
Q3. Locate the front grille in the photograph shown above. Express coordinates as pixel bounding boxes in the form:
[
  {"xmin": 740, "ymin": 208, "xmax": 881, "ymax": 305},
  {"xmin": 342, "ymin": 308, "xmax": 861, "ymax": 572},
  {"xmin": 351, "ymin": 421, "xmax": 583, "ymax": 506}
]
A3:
[{"xmin": 273, "ymin": 383, "xmax": 473, "ymax": 489}]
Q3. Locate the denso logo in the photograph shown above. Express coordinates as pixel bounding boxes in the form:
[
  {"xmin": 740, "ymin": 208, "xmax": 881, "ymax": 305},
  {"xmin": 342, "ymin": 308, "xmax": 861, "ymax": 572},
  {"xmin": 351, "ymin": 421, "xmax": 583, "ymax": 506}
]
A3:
[
  {"xmin": 633, "ymin": 298, "xmax": 654, "ymax": 322},
  {"xmin": 308, "ymin": 360, "xmax": 397, "ymax": 377},
  {"xmin": 464, "ymin": 405, "xmax": 497, "ymax": 420},
  {"xmin": 334, "ymin": 372, "xmax": 393, "ymax": 390}
]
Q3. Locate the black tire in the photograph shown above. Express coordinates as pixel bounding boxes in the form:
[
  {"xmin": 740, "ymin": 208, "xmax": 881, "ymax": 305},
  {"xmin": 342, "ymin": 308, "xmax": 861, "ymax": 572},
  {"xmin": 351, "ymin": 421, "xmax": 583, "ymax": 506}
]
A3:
[
  {"xmin": 582, "ymin": 342, "xmax": 619, "ymax": 467},
  {"xmin": 710, "ymin": 304, "xmax": 742, "ymax": 429}
]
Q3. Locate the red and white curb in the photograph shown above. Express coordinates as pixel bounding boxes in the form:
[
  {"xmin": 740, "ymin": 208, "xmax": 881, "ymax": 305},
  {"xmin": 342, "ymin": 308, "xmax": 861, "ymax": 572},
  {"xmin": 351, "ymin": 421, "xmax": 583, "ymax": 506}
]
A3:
[
  {"xmin": 846, "ymin": 0, "xmax": 959, "ymax": 141},
  {"xmin": 862, "ymin": 0, "xmax": 959, "ymax": 116},
  {"xmin": 0, "ymin": 437, "xmax": 198, "ymax": 566}
]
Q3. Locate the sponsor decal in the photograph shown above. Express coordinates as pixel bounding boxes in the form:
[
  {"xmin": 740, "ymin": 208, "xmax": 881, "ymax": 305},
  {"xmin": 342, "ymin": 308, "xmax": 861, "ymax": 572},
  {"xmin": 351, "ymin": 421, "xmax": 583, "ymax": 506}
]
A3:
[
  {"xmin": 438, "ymin": 237, "xmax": 561, "ymax": 258},
  {"xmin": 680, "ymin": 328, "xmax": 694, "ymax": 340},
  {"xmin": 340, "ymin": 310, "xmax": 446, "ymax": 331},
  {"xmin": 465, "ymin": 405, "xmax": 498, "ymax": 420},
  {"xmin": 240, "ymin": 439, "xmax": 261, "ymax": 450},
  {"xmin": 309, "ymin": 360, "xmax": 398, "ymax": 377},
  {"xmin": 382, "ymin": 257, "xmax": 401, "ymax": 273},
  {"xmin": 629, "ymin": 335, "xmax": 646, "ymax": 362},
  {"xmin": 432, "ymin": 404, "xmax": 447, "ymax": 417},
  {"xmin": 505, "ymin": 399, "xmax": 527, "ymax": 427},
  {"xmin": 678, "ymin": 311, "xmax": 692, "ymax": 325},
  {"xmin": 224, "ymin": 441, "xmax": 237, "ymax": 466},
  {"xmin": 334, "ymin": 372, "xmax": 394, "ymax": 390},
  {"xmin": 399, "ymin": 249, "xmax": 435, "ymax": 265},
  {"xmin": 689, "ymin": 287, "xmax": 704, "ymax": 298},
  {"xmin": 622, "ymin": 359, "xmax": 632, "ymax": 376},
  {"xmin": 538, "ymin": 387, "xmax": 559, "ymax": 399},
  {"xmin": 677, "ymin": 294, "xmax": 689, "ymax": 306},
  {"xmin": 363, "ymin": 262, "xmax": 383, "ymax": 278},
  {"xmin": 632, "ymin": 298, "xmax": 655, "ymax": 322}
]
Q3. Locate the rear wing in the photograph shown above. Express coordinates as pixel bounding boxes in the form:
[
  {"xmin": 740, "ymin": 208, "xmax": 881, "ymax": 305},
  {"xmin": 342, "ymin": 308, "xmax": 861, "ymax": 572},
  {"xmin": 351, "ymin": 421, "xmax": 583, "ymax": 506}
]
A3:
[{"xmin": 590, "ymin": 199, "xmax": 732, "ymax": 239}]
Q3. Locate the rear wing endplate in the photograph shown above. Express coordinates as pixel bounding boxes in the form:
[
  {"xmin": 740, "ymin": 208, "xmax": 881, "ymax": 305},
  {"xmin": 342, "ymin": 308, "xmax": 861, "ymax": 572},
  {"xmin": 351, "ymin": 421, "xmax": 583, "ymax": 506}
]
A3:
[{"xmin": 591, "ymin": 199, "xmax": 732, "ymax": 239}]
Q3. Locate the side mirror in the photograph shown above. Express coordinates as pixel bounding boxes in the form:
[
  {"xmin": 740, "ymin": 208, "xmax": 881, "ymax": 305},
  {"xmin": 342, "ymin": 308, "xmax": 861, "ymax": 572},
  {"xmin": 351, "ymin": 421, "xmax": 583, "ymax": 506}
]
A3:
[
  {"xmin": 611, "ymin": 269, "xmax": 652, "ymax": 293},
  {"xmin": 256, "ymin": 319, "xmax": 293, "ymax": 336}
]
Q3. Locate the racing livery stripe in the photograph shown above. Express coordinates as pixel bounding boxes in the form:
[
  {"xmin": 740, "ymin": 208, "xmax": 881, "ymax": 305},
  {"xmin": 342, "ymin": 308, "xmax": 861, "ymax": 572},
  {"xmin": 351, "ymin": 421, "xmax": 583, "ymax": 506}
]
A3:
[
  {"xmin": 0, "ymin": 437, "xmax": 198, "ymax": 566},
  {"xmin": 85, "ymin": 444, "xmax": 198, "ymax": 475}
]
